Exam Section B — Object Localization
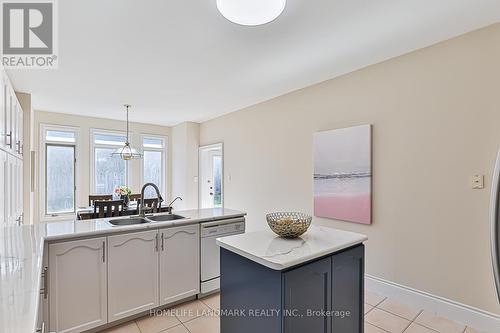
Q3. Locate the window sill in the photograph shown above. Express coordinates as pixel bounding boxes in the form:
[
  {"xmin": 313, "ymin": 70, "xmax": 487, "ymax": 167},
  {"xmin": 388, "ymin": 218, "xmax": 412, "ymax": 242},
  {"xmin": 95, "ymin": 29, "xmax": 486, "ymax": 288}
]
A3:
[{"xmin": 40, "ymin": 213, "xmax": 77, "ymax": 223}]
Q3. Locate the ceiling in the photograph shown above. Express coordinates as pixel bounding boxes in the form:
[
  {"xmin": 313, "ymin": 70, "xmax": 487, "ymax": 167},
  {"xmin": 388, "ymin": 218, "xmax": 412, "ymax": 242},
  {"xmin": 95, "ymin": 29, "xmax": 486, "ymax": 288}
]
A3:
[{"xmin": 7, "ymin": 0, "xmax": 500, "ymax": 126}]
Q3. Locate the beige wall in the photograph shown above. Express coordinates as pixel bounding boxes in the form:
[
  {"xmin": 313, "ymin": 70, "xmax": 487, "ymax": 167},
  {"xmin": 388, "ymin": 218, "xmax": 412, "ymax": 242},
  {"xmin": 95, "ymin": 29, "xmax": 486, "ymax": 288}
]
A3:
[
  {"xmin": 200, "ymin": 23, "xmax": 500, "ymax": 314},
  {"xmin": 171, "ymin": 122, "xmax": 200, "ymax": 210},
  {"xmin": 33, "ymin": 111, "xmax": 171, "ymax": 223}
]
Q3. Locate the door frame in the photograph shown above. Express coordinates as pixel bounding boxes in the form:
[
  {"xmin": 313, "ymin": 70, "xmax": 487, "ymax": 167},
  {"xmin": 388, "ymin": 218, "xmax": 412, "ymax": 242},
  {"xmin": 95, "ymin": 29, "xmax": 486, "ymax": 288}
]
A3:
[{"xmin": 198, "ymin": 143, "xmax": 224, "ymax": 209}]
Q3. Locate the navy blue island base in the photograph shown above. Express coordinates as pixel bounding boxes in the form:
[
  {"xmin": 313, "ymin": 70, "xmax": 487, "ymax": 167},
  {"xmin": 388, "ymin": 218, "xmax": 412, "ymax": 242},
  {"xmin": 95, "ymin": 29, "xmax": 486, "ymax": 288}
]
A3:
[{"xmin": 220, "ymin": 244, "xmax": 365, "ymax": 333}]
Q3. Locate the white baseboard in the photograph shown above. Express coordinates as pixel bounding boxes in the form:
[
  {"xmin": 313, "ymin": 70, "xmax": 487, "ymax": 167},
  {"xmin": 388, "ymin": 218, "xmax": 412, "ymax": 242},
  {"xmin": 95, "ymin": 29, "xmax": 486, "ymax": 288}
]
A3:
[{"xmin": 365, "ymin": 274, "xmax": 500, "ymax": 333}]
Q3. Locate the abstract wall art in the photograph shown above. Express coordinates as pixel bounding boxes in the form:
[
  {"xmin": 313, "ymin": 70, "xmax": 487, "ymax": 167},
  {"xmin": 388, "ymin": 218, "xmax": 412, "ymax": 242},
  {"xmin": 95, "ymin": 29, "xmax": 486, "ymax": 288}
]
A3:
[{"xmin": 313, "ymin": 125, "xmax": 372, "ymax": 224}]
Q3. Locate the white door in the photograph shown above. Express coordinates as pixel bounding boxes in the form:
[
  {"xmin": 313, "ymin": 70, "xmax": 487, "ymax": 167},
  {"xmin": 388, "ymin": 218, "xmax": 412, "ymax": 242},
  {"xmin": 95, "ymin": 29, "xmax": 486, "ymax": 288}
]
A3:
[
  {"xmin": 0, "ymin": 151, "xmax": 5, "ymax": 225},
  {"xmin": 108, "ymin": 230, "xmax": 159, "ymax": 322},
  {"xmin": 49, "ymin": 238, "xmax": 107, "ymax": 333},
  {"xmin": 199, "ymin": 143, "xmax": 223, "ymax": 209},
  {"xmin": 159, "ymin": 224, "xmax": 200, "ymax": 305}
]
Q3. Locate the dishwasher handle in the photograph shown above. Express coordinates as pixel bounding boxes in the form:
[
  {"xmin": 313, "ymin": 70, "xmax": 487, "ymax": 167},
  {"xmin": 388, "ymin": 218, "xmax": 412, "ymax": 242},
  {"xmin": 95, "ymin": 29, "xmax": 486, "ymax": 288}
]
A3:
[{"xmin": 200, "ymin": 217, "xmax": 245, "ymax": 229}]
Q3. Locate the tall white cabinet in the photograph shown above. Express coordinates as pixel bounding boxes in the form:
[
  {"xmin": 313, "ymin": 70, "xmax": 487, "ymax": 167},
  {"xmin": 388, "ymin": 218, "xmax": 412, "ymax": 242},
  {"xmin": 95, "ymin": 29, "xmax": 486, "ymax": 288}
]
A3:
[{"xmin": 0, "ymin": 69, "xmax": 24, "ymax": 226}]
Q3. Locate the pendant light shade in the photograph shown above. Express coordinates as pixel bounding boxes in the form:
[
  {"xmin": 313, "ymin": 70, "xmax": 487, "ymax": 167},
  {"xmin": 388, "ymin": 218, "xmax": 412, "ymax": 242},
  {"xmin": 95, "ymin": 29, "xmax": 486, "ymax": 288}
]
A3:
[{"xmin": 111, "ymin": 104, "xmax": 143, "ymax": 160}]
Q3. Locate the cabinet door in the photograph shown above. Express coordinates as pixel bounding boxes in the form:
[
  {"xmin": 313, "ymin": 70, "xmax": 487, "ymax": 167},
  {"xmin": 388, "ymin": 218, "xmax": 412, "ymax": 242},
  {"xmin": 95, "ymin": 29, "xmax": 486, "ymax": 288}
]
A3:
[
  {"xmin": 331, "ymin": 245, "xmax": 364, "ymax": 333},
  {"xmin": 283, "ymin": 257, "xmax": 332, "ymax": 333},
  {"xmin": 0, "ymin": 73, "xmax": 5, "ymax": 148},
  {"xmin": 49, "ymin": 237, "xmax": 107, "ymax": 333},
  {"xmin": 0, "ymin": 151, "xmax": 5, "ymax": 225},
  {"xmin": 16, "ymin": 158, "xmax": 23, "ymax": 222},
  {"xmin": 5, "ymin": 155, "xmax": 14, "ymax": 225},
  {"xmin": 13, "ymin": 102, "xmax": 18, "ymax": 154},
  {"xmin": 6, "ymin": 88, "xmax": 13, "ymax": 152},
  {"xmin": 18, "ymin": 101, "xmax": 23, "ymax": 156},
  {"xmin": 159, "ymin": 224, "xmax": 200, "ymax": 305},
  {"xmin": 108, "ymin": 230, "xmax": 159, "ymax": 322}
]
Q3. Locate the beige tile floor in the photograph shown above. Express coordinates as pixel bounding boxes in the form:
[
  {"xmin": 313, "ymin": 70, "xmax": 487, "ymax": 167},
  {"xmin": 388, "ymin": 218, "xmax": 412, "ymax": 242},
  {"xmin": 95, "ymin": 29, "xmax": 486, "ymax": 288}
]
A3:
[{"xmin": 99, "ymin": 291, "xmax": 484, "ymax": 333}]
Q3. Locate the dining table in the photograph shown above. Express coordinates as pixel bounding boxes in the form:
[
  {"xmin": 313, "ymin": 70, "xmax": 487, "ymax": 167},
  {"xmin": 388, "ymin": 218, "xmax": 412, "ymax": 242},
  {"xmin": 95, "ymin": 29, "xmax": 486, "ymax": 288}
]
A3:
[{"xmin": 76, "ymin": 201, "xmax": 170, "ymax": 220}]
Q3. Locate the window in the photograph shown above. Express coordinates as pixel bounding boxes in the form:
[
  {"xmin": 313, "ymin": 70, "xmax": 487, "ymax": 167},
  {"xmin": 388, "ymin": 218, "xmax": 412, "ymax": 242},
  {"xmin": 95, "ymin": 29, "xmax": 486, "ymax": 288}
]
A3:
[
  {"xmin": 42, "ymin": 127, "xmax": 77, "ymax": 216},
  {"xmin": 142, "ymin": 135, "xmax": 166, "ymax": 198},
  {"xmin": 91, "ymin": 131, "xmax": 128, "ymax": 194}
]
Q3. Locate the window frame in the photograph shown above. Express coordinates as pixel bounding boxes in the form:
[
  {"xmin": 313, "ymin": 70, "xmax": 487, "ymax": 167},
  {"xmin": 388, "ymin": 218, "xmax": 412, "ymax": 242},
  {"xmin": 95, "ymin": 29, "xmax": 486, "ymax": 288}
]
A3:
[
  {"xmin": 140, "ymin": 134, "xmax": 167, "ymax": 197},
  {"xmin": 90, "ymin": 128, "xmax": 131, "ymax": 195},
  {"xmin": 39, "ymin": 124, "xmax": 80, "ymax": 221}
]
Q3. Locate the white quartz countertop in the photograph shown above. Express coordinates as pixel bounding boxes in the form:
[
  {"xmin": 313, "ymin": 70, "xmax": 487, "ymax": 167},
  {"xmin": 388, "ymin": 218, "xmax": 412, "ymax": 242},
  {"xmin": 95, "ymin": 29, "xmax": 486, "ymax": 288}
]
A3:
[
  {"xmin": 0, "ymin": 208, "xmax": 245, "ymax": 333},
  {"xmin": 216, "ymin": 225, "xmax": 367, "ymax": 271}
]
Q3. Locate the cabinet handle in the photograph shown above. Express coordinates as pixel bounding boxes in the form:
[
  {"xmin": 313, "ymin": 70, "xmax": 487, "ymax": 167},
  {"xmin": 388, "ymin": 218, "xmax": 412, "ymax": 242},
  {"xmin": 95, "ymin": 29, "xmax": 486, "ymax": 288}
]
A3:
[
  {"xmin": 35, "ymin": 322, "xmax": 45, "ymax": 333},
  {"xmin": 161, "ymin": 233, "xmax": 164, "ymax": 251},
  {"xmin": 5, "ymin": 131, "xmax": 12, "ymax": 148},
  {"xmin": 155, "ymin": 233, "xmax": 159, "ymax": 252},
  {"xmin": 102, "ymin": 241, "xmax": 106, "ymax": 263},
  {"xmin": 41, "ymin": 267, "xmax": 48, "ymax": 299}
]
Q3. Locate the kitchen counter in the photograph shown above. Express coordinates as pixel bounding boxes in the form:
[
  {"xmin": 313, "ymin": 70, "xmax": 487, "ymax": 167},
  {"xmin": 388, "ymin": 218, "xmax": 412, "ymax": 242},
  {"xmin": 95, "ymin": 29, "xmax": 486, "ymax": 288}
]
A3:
[
  {"xmin": 217, "ymin": 225, "xmax": 367, "ymax": 270},
  {"xmin": 0, "ymin": 208, "xmax": 245, "ymax": 333}
]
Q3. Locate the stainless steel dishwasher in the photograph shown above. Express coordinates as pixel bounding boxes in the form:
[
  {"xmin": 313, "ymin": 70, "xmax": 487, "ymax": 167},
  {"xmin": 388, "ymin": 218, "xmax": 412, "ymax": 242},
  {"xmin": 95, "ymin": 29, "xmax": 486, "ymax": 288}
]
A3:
[{"xmin": 200, "ymin": 217, "xmax": 245, "ymax": 295}]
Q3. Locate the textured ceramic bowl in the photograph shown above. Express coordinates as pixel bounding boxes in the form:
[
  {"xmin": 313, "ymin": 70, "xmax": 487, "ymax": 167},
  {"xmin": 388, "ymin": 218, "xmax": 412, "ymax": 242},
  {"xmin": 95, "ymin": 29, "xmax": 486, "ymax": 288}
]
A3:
[{"xmin": 266, "ymin": 212, "xmax": 312, "ymax": 238}]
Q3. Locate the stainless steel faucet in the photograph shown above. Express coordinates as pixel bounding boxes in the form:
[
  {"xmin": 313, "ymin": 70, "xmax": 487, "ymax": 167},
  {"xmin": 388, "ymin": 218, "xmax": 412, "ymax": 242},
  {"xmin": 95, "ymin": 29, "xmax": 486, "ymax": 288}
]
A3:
[
  {"xmin": 138, "ymin": 183, "xmax": 164, "ymax": 217},
  {"xmin": 167, "ymin": 196, "xmax": 183, "ymax": 214}
]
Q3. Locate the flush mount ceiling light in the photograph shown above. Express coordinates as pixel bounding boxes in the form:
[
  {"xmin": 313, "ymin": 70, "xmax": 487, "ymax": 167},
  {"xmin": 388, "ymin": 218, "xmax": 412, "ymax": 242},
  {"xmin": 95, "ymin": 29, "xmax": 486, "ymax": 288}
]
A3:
[
  {"xmin": 216, "ymin": 0, "xmax": 286, "ymax": 26},
  {"xmin": 111, "ymin": 104, "xmax": 143, "ymax": 160}
]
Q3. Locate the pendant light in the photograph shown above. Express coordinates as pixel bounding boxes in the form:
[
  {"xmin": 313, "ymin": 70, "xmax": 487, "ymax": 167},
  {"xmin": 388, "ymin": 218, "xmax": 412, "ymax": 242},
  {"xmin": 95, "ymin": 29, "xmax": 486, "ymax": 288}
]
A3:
[
  {"xmin": 111, "ymin": 104, "xmax": 143, "ymax": 160},
  {"xmin": 216, "ymin": 0, "xmax": 286, "ymax": 26}
]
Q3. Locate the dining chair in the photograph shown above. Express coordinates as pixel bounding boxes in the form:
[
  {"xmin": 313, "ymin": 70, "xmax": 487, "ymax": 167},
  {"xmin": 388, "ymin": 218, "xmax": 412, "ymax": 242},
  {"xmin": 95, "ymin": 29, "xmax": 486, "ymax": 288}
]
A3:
[
  {"xmin": 129, "ymin": 194, "xmax": 141, "ymax": 203},
  {"xmin": 137, "ymin": 198, "xmax": 160, "ymax": 213},
  {"xmin": 93, "ymin": 200, "xmax": 124, "ymax": 218},
  {"xmin": 88, "ymin": 195, "xmax": 112, "ymax": 207}
]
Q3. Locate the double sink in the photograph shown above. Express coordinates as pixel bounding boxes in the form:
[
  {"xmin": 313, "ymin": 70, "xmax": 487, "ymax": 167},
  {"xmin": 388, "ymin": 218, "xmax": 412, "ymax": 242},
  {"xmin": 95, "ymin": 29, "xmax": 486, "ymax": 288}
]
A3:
[{"xmin": 108, "ymin": 214, "xmax": 186, "ymax": 226}]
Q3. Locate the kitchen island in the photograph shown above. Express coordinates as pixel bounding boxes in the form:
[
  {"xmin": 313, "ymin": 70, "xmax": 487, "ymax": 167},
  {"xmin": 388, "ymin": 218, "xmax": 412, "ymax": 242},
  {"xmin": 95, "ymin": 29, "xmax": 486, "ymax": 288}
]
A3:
[{"xmin": 217, "ymin": 225, "xmax": 367, "ymax": 333}]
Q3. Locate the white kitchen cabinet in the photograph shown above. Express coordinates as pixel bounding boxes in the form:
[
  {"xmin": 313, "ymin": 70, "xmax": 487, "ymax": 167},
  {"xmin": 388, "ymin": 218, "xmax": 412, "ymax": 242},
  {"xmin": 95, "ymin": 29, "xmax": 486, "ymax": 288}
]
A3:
[
  {"xmin": 0, "ymin": 150, "xmax": 5, "ymax": 224},
  {"xmin": 0, "ymin": 69, "xmax": 23, "ymax": 227},
  {"xmin": 0, "ymin": 73, "xmax": 5, "ymax": 149},
  {"xmin": 15, "ymin": 100, "xmax": 22, "ymax": 156},
  {"xmin": 159, "ymin": 224, "xmax": 200, "ymax": 305},
  {"xmin": 48, "ymin": 237, "xmax": 107, "ymax": 333},
  {"xmin": 107, "ymin": 230, "xmax": 159, "ymax": 322},
  {"xmin": 4, "ymin": 154, "xmax": 22, "ymax": 225},
  {"xmin": 15, "ymin": 156, "xmax": 23, "ymax": 222},
  {"xmin": 18, "ymin": 101, "xmax": 23, "ymax": 156},
  {"xmin": 6, "ymin": 87, "xmax": 13, "ymax": 153},
  {"xmin": 5, "ymin": 154, "xmax": 14, "ymax": 225}
]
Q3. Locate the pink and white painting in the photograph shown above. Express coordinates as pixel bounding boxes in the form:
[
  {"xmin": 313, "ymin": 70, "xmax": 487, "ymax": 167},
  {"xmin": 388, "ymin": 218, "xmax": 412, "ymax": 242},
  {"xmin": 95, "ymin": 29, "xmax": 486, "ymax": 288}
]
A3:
[{"xmin": 314, "ymin": 125, "xmax": 372, "ymax": 224}]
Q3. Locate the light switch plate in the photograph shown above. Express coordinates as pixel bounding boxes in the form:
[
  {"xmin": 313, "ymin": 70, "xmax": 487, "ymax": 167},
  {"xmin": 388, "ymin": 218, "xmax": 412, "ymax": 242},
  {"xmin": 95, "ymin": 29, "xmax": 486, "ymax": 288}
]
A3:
[{"xmin": 472, "ymin": 175, "xmax": 484, "ymax": 189}]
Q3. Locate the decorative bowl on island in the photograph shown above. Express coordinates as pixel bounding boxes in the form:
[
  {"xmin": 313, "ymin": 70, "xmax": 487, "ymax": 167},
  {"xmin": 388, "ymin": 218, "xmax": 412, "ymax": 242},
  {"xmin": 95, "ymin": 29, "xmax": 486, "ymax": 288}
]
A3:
[{"xmin": 266, "ymin": 212, "xmax": 312, "ymax": 238}]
